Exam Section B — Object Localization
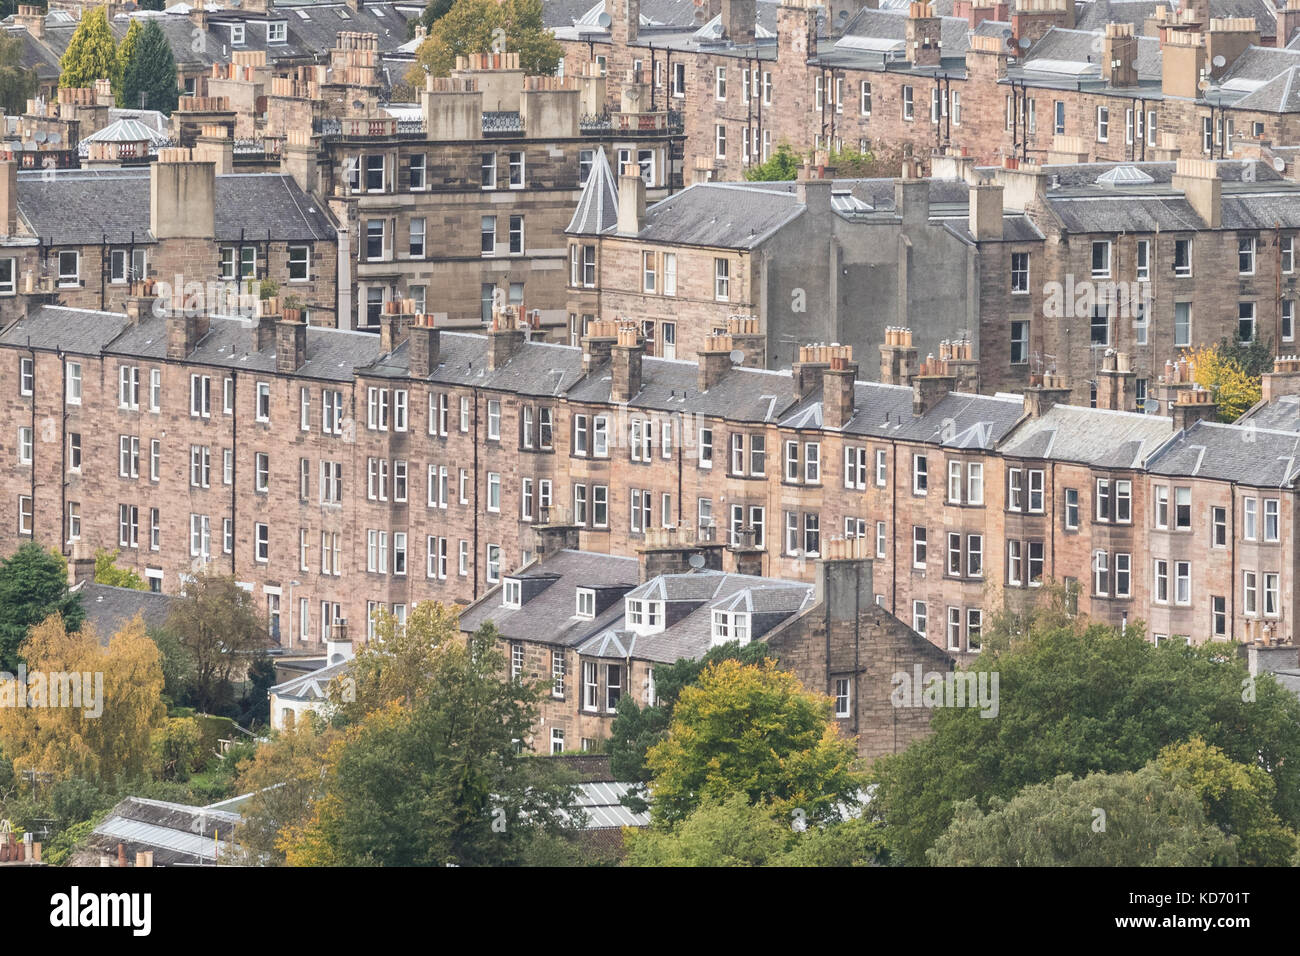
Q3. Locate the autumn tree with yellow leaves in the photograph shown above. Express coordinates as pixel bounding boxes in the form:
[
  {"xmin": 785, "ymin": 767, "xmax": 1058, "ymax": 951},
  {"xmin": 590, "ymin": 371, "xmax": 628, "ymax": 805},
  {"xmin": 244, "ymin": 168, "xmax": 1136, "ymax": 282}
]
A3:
[
  {"xmin": 1189, "ymin": 343, "xmax": 1263, "ymax": 423},
  {"xmin": 0, "ymin": 613, "xmax": 166, "ymax": 782}
]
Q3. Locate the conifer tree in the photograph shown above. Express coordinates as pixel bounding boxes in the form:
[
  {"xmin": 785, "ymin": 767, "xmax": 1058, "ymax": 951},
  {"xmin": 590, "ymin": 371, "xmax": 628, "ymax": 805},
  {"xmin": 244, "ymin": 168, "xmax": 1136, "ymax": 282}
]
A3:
[
  {"xmin": 58, "ymin": 6, "xmax": 117, "ymax": 90},
  {"xmin": 121, "ymin": 20, "xmax": 178, "ymax": 115}
]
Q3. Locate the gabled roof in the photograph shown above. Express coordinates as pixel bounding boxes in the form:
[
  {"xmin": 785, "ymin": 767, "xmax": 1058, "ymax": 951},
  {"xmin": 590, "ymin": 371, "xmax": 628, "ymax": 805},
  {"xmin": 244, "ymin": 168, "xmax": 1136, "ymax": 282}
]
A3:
[
  {"xmin": 75, "ymin": 583, "xmax": 176, "ymax": 645},
  {"xmin": 626, "ymin": 181, "xmax": 804, "ymax": 248},
  {"xmin": 15, "ymin": 168, "xmax": 336, "ymax": 245},
  {"xmin": 566, "ymin": 147, "xmax": 618, "ymax": 236},
  {"xmin": 999, "ymin": 403, "xmax": 1174, "ymax": 468},
  {"xmin": 1146, "ymin": 419, "xmax": 1300, "ymax": 486},
  {"xmin": 1231, "ymin": 66, "xmax": 1300, "ymax": 113}
]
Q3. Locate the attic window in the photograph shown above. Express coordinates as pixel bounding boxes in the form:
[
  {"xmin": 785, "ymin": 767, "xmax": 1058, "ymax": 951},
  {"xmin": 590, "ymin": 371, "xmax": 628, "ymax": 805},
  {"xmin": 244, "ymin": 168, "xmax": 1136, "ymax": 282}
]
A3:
[
  {"xmin": 711, "ymin": 610, "xmax": 750, "ymax": 646},
  {"xmin": 502, "ymin": 578, "xmax": 522, "ymax": 608},
  {"xmin": 575, "ymin": 588, "xmax": 595, "ymax": 620},
  {"xmin": 336, "ymin": 7, "xmax": 350, "ymax": 17},
  {"xmin": 230, "ymin": 23, "xmax": 245, "ymax": 45},
  {"xmin": 626, "ymin": 599, "xmax": 663, "ymax": 632},
  {"xmin": 294, "ymin": 8, "xmax": 311, "ymax": 18},
  {"xmin": 267, "ymin": 21, "xmax": 287, "ymax": 43}
]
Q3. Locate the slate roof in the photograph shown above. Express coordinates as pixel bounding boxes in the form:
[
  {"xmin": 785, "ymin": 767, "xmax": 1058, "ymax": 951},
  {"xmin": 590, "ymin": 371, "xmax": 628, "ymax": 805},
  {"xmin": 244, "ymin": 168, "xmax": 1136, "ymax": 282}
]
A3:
[
  {"xmin": 577, "ymin": 570, "xmax": 814, "ymax": 664},
  {"xmin": 87, "ymin": 797, "xmax": 240, "ymax": 867},
  {"xmin": 268, "ymin": 657, "xmax": 352, "ymax": 702},
  {"xmin": 76, "ymin": 583, "xmax": 176, "ymax": 645},
  {"xmin": 457, "ymin": 549, "xmax": 639, "ymax": 648},
  {"xmin": 626, "ymin": 182, "xmax": 804, "ymax": 248},
  {"xmin": 1021, "ymin": 28, "xmax": 1162, "ymax": 82},
  {"xmin": 780, "ymin": 380, "xmax": 1023, "ymax": 447},
  {"xmin": 1220, "ymin": 45, "xmax": 1300, "ymax": 86},
  {"xmin": 0, "ymin": 305, "xmax": 134, "ymax": 354},
  {"xmin": 998, "ymin": 403, "xmax": 1174, "ymax": 467},
  {"xmin": 1145, "ymin": 419, "xmax": 1300, "ymax": 486},
  {"xmin": 1230, "ymin": 66, "xmax": 1300, "ymax": 112},
  {"xmin": 108, "ymin": 313, "xmax": 384, "ymax": 381},
  {"xmin": 1241, "ymin": 393, "xmax": 1300, "ymax": 432},
  {"xmin": 835, "ymin": 7, "xmax": 974, "ymax": 59},
  {"xmin": 566, "ymin": 146, "xmax": 618, "ymax": 235},
  {"xmin": 15, "ymin": 168, "xmax": 336, "ymax": 245}
]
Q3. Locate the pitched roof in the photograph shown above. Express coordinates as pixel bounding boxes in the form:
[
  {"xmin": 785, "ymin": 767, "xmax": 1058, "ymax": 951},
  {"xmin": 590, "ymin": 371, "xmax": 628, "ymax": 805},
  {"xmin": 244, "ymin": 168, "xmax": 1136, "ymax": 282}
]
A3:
[
  {"xmin": 999, "ymin": 403, "xmax": 1174, "ymax": 467},
  {"xmin": 75, "ymin": 583, "xmax": 176, "ymax": 645},
  {"xmin": 626, "ymin": 181, "xmax": 804, "ymax": 248},
  {"xmin": 566, "ymin": 146, "xmax": 618, "ymax": 235},
  {"xmin": 15, "ymin": 168, "xmax": 336, "ymax": 245},
  {"xmin": 1232, "ymin": 66, "xmax": 1300, "ymax": 112},
  {"xmin": 1146, "ymin": 419, "xmax": 1300, "ymax": 486}
]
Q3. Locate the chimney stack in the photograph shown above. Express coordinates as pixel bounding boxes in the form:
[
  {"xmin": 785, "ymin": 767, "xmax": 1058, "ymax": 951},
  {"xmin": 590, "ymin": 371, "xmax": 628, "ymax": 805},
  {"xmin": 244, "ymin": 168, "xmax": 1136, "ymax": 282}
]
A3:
[
  {"xmin": 255, "ymin": 297, "xmax": 280, "ymax": 351},
  {"xmin": 912, "ymin": 352, "xmax": 957, "ymax": 416},
  {"xmin": 165, "ymin": 293, "xmax": 211, "ymax": 360},
  {"xmin": 815, "ymin": 537, "xmax": 875, "ymax": 623},
  {"xmin": 409, "ymin": 313, "xmax": 441, "ymax": 378},
  {"xmin": 1172, "ymin": 157, "xmax": 1221, "ymax": 228},
  {"xmin": 380, "ymin": 298, "xmax": 415, "ymax": 354},
  {"xmin": 821, "ymin": 352, "xmax": 859, "ymax": 429},
  {"xmin": 1102, "ymin": 23, "xmax": 1138, "ymax": 87},
  {"xmin": 581, "ymin": 318, "xmax": 619, "ymax": 373},
  {"xmin": 697, "ymin": 330, "xmax": 737, "ymax": 391},
  {"xmin": 968, "ymin": 182, "xmax": 1004, "ymax": 241},
  {"xmin": 616, "ymin": 162, "xmax": 646, "ymax": 234},
  {"xmin": 1161, "ymin": 28, "xmax": 1207, "ymax": 100},
  {"xmin": 721, "ymin": 0, "xmax": 757, "ymax": 44},
  {"xmin": 150, "ymin": 148, "xmax": 216, "ymax": 239},
  {"xmin": 905, "ymin": 1, "xmax": 943, "ymax": 68},
  {"xmin": 282, "ymin": 129, "xmax": 320, "ymax": 195},
  {"xmin": 1171, "ymin": 385, "xmax": 1219, "ymax": 431},
  {"xmin": 0, "ymin": 160, "xmax": 18, "ymax": 237},
  {"xmin": 792, "ymin": 343, "xmax": 848, "ymax": 399},
  {"xmin": 277, "ymin": 310, "xmax": 308, "ymax": 374},
  {"xmin": 1096, "ymin": 348, "xmax": 1136, "ymax": 411},
  {"xmin": 1022, "ymin": 372, "xmax": 1071, "ymax": 417},
  {"xmin": 879, "ymin": 326, "xmax": 919, "ymax": 386},
  {"xmin": 638, "ymin": 527, "xmax": 725, "ymax": 582},
  {"xmin": 487, "ymin": 302, "xmax": 527, "ymax": 370},
  {"xmin": 610, "ymin": 322, "xmax": 644, "ymax": 403}
]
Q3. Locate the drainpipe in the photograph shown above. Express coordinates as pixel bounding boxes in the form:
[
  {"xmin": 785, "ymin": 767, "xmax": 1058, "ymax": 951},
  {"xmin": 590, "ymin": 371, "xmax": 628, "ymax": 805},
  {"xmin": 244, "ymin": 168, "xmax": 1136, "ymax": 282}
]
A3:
[{"xmin": 59, "ymin": 348, "xmax": 67, "ymax": 556}]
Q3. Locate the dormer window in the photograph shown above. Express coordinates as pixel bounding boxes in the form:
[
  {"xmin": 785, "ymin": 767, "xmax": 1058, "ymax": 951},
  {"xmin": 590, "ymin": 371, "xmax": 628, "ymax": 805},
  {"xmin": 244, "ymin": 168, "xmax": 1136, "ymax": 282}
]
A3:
[
  {"xmin": 502, "ymin": 578, "xmax": 521, "ymax": 608},
  {"xmin": 625, "ymin": 599, "xmax": 663, "ymax": 633},
  {"xmin": 575, "ymin": 588, "xmax": 595, "ymax": 620},
  {"xmin": 711, "ymin": 610, "xmax": 750, "ymax": 646},
  {"xmin": 230, "ymin": 23, "xmax": 245, "ymax": 45},
  {"xmin": 267, "ymin": 21, "xmax": 287, "ymax": 43}
]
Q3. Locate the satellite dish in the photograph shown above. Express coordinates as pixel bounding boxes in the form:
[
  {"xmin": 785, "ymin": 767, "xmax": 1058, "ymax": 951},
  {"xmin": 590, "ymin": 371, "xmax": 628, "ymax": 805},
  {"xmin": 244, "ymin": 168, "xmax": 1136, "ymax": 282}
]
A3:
[
  {"xmin": 596, "ymin": 11, "xmax": 611, "ymax": 27},
  {"xmin": 47, "ymin": 132, "xmax": 60, "ymax": 144},
  {"xmin": 687, "ymin": 553, "xmax": 705, "ymax": 570},
  {"xmin": 32, "ymin": 131, "xmax": 46, "ymax": 143},
  {"xmin": 729, "ymin": 348, "xmax": 744, "ymax": 365},
  {"xmin": 1212, "ymin": 54, "xmax": 1226, "ymax": 68},
  {"xmin": 838, "ymin": 9, "xmax": 848, "ymax": 20},
  {"xmin": 1002, "ymin": 27, "xmax": 1012, "ymax": 38},
  {"xmin": 1275, "ymin": 156, "xmax": 1287, "ymax": 172},
  {"xmin": 1019, "ymin": 37, "xmax": 1031, "ymax": 49},
  {"xmin": 352, "ymin": 99, "xmax": 364, "ymax": 110},
  {"xmin": 1143, "ymin": 398, "xmax": 1160, "ymax": 413}
]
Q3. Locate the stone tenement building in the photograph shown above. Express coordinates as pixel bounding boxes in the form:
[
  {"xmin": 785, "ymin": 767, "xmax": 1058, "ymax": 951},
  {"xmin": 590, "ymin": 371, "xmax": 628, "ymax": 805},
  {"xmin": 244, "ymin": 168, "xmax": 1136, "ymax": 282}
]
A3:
[
  {"xmin": 307, "ymin": 53, "xmax": 686, "ymax": 331},
  {"xmin": 4, "ymin": 295, "xmax": 1300, "ymax": 658},
  {"xmin": 565, "ymin": 151, "xmax": 1300, "ymax": 405},
  {"xmin": 548, "ymin": 0, "xmax": 1300, "ymax": 181},
  {"xmin": 4, "ymin": 0, "xmax": 419, "ymax": 103},
  {"xmin": 455, "ymin": 535, "xmax": 950, "ymax": 758},
  {"xmin": 0, "ymin": 151, "xmax": 340, "ymax": 327}
]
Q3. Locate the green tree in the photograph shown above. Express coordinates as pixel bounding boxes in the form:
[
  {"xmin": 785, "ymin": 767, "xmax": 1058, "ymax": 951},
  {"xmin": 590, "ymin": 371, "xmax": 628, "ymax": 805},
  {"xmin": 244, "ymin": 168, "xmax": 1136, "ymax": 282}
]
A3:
[
  {"xmin": 163, "ymin": 569, "xmax": 266, "ymax": 714},
  {"xmin": 0, "ymin": 544, "xmax": 84, "ymax": 671},
  {"xmin": 418, "ymin": 0, "xmax": 456, "ymax": 34},
  {"xmin": 645, "ymin": 658, "xmax": 863, "ymax": 827},
  {"xmin": 58, "ymin": 6, "xmax": 116, "ymax": 90},
  {"xmin": 624, "ymin": 792, "xmax": 885, "ymax": 867},
  {"xmin": 1155, "ymin": 737, "xmax": 1298, "ymax": 866},
  {"xmin": 112, "ymin": 18, "xmax": 142, "ymax": 107},
  {"xmin": 151, "ymin": 716, "xmax": 203, "ymax": 781},
  {"xmin": 147, "ymin": 626, "xmax": 195, "ymax": 708},
  {"xmin": 120, "ymin": 20, "xmax": 178, "ymax": 115},
  {"xmin": 281, "ymin": 623, "xmax": 584, "ymax": 866},
  {"xmin": 870, "ymin": 601, "xmax": 1300, "ymax": 865},
  {"xmin": 92, "ymin": 548, "xmax": 146, "ymax": 591},
  {"xmin": 0, "ymin": 33, "xmax": 39, "ymax": 116},
  {"xmin": 232, "ymin": 721, "xmax": 338, "ymax": 866},
  {"xmin": 743, "ymin": 143, "xmax": 802, "ymax": 181},
  {"xmin": 928, "ymin": 767, "xmax": 1237, "ymax": 866},
  {"xmin": 607, "ymin": 639, "xmax": 770, "ymax": 806},
  {"xmin": 412, "ymin": 0, "xmax": 561, "ymax": 79}
]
